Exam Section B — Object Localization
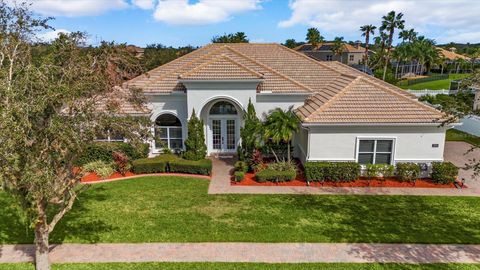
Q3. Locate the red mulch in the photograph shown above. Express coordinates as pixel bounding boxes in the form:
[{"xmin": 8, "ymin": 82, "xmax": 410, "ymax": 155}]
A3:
[
  {"xmin": 81, "ymin": 171, "xmax": 136, "ymax": 183},
  {"xmin": 233, "ymin": 172, "xmax": 461, "ymax": 188}
]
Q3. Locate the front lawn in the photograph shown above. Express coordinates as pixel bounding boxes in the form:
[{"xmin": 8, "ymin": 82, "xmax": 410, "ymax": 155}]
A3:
[
  {"xmin": 2, "ymin": 263, "xmax": 480, "ymax": 270},
  {"xmin": 1, "ymin": 176, "xmax": 480, "ymax": 244},
  {"xmin": 397, "ymin": 74, "xmax": 470, "ymax": 90},
  {"xmin": 447, "ymin": 129, "xmax": 480, "ymax": 147}
]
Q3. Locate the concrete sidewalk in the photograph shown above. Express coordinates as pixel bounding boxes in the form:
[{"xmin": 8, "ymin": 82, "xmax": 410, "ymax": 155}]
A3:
[{"xmin": 2, "ymin": 243, "xmax": 480, "ymax": 264}]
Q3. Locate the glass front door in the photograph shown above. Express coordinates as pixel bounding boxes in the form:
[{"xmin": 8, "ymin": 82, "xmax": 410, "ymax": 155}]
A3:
[{"xmin": 211, "ymin": 118, "xmax": 237, "ymax": 152}]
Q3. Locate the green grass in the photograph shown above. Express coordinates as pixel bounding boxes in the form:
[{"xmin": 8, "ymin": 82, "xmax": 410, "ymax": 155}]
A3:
[
  {"xmin": 2, "ymin": 263, "xmax": 480, "ymax": 270},
  {"xmin": 2, "ymin": 177, "xmax": 480, "ymax": 244},
  {"xmin": 397, "ymin": 74, "xmax": 470, "ymax": 90},
  {"xmin": 446, "ymin": 129, "xmax": 480, "ymax": 147}
]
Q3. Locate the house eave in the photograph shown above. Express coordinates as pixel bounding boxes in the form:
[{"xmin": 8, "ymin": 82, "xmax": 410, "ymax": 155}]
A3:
[{"xmin": 301, "ymin": 122, "xmax": 459, "ymax": 127}]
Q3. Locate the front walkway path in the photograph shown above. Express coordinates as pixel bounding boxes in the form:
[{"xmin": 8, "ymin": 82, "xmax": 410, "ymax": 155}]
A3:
[
  {"xmin": 208, "ymin": 155, "xmax": 480, "ymax": 196},
  {"xmin": 2, "ymin": 243, "xmax": 480, "ymax": 264}
]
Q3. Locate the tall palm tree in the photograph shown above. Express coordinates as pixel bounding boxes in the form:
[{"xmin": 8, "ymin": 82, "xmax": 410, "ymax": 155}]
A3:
[
  {"xmin": 332, "ymin": 37, "xmax": 345, "ymax": 63},
  {"xmin": 360, "ymin": 24, "xmax": 376, "ymax": 67},
  {"xmin": 380, "ymin": 11, "xmax": 405, "ymax": 81},
  {"xmin": 399, "ymin": 28, "xmax": 417, "ymax": 43},
  {"xmin": 263, "ymin": 106, "xmax": 300, "ymax": 162},
  {"xmin": 306, "ymin": 27, "xmax": 324, "ymax": 48}
]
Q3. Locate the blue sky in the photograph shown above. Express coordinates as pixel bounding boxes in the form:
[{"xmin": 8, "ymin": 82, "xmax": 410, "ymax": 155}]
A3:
[{"xmin": 27, "ymin": 0, "xmax": 480, "ymax": 47}]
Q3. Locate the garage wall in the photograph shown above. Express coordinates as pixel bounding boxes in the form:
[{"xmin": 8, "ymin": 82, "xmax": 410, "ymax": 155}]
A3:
[{"xmin": 306, "ymin": 125, "xmax": 448, "ymax": 163}]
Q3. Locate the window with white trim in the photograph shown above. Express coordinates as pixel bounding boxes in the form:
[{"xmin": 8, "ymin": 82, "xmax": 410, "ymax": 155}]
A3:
[
  {"xmin": 326, "ymin": 55, "xmax": 333, "ymax": 61},
  {"xmin": 95, "ymin": 130, "xmax": 125, "ymax": 142},
  {"xmin": 349, "ymin": 55, "xmax": 354, "ymax": 61},
  {"xmin": 357, "ymin": 139, "xmax": 394, "ymax": 164},
  {"xmin": 155, "ymin": 114, "xmax": 183, "ymax": 150}
]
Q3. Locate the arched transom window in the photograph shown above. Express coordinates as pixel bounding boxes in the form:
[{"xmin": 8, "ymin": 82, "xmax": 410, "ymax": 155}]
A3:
[
  {"xmin": 155, "ymin": 114, "xmax": 183, "ymax": 150},
  {"xmin": 209, "ymin": 101, "xmax": 238, "ymax": 115}
]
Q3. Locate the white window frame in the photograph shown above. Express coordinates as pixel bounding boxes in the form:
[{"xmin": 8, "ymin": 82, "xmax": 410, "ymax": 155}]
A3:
[
  {"xmin": 156, "ymin": 126, "xmax": 183, "ymax": 150},
  {"xmin": 355, "ymin": 137, "xmax": 396, "ymax": 165},
  {"xmin": 95, "ymin": 130, "xmax": 126, "ymax": 142},
  {"xmin": 349, "ymin": 54, "xmax": 354, "ymax": 61},
  {"xmin": 326, "ymin": 55, "xmax": 333, "ymax": 61}
]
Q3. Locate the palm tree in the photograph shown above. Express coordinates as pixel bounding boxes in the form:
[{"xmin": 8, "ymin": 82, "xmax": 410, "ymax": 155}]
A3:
[
  {"xmin": 360, "ymin": 24, "xmax": 376, "ymax": 67},
  {"xmin": 263, "ymin": 106, "xmax": 300, "ymax": 162},
  {"xmin": 380, "ymin": 11, "xmax": 405, "ymax": 81},
  {"xmin": 399, "ymin": 28, "xmax": 417, "ymax": 43},
  {"xmin": 392, "ymin": 43, "xmax": 410, "ymax": 78},
  {"xmin": 332, "ymin": 37, "xmax": 345, "ymax": 63},
  {"xmin": 306, "ymin": 27, "xmax": 324, "ymax": 48}
]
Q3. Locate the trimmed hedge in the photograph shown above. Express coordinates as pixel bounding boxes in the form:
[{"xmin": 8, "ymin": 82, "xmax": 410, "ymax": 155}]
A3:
[
  {"xmin": 256, "ymin": 168, "xmax": 296, "ymax": 183},
  {"xmin": 431, "ymin": 162, "xmax": 458, "ymax": 184},
  {"xmin": 168, "ymin": 158, "xmax": 212, "ymax": 176},
  {"xmin": 234, "ymin": 161, "xmax": 249, "ymax": 173},
  {"xmin": 77, "ymin": 142, "xmax": 149, "ymax": 165},
  {"xmin": 305, "ymin": 162, "xmax": 361, "ymax": 182},
  {"xmin": 395, "ymin": 162, "xmax": 420, "ymax": 182},
  {"xmin": 132, "ymin": 154, "xmax": 212, "ymax": 175},
  {"xmin": 234, "ymin": 171, "xmax": 245, "ymax": 182},
  {"xmin": 132, "ymin": 157, "xmax": 168, "ymax": 174}
]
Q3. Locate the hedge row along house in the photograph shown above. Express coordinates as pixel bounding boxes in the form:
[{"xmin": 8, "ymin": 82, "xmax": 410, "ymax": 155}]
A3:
[{"xmin": 111, "ymin": 43, "xmax": 451, "ymax": 170}]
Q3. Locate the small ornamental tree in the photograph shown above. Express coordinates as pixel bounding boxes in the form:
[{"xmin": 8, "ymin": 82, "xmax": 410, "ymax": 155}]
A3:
[
  {"xmin": 0, "ymin": 3, "xmax": 150, "ymax": 270},
  {"xmin": 263, "ymin": 106, "xmax": 300, "ymax": 162},
  {"xmin": 183, "ymin": 109, "xmax": 207, "ymax": 160},
  {"xmin": 240, "ymin": 98, "xmax": 261, "ymax": 161}
]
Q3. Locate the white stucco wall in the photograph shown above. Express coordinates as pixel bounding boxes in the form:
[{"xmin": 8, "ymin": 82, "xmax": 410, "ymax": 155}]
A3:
[
  {"xmin": 256, "ymin": 94, "xmax": 309, "ymax": 119},
  {"xmin": 305, "ymin": 125, "xmax": 447, "ymax": 163}
]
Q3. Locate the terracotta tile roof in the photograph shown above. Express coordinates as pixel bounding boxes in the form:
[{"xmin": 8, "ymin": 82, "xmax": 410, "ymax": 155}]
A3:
[
  {"xmin": 95, "ymin": 86, "xmax": 151, "ymax": 115},
  {"xmin": 124, "ymin": 43, "xmax": 446, "ymax": 124},
  {"xmin": 295, "ymin": 42, "xmax": 366, "ymax": 53},
  {"xmin": 179, "ymin": 54, "xmax": 264, "ymax": 81},
  {"xmin": 296, "ymin": 76, "xmax": 447, "ymax": 124},
  {"xmin": 437, "ymin": 47, "xmax": 470, "ymax": 61}
]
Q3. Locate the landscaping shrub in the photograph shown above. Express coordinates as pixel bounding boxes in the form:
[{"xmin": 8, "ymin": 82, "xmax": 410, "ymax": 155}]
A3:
[
  {"xmin": 379, "ymin": 164, "xmax": 395, "ymax": 179},
  {"xmin": 234, "ymin": 171, "xmax": 245, "ymax": 182},
  {"xmin": 234, "ymin": 161, "xmax": 249, "ymax": 173},
  {"xmin": 112, "ymin": 151, "xmax": 131, "ymax": 175},
  {"xmin": 395, "ymin": 162, "xmax": 421, "ymax": 182},
  {"xmin": 169, "ymin": 158, "xmax": 212, "ymax": 175},
  {"xmin": 269, "ymin": 161, "xmax": 296, "ymax": 172},
  {"xmin": 132, "ymin": 157, "xmax": 168, "ymax": 174},
  {"xmin": 82, "ymin": 160, "xmax": 114, "ymax": 179},
  {"xmin": 256, "ymin": 168, "xmax": 296, "ymax": 183},
  {"xmin": 365, "ymin": 164, "xmax": 381, "ymax": 179},
  {"xmin": 305, "ymin": 162, "xmax": 360, "ymax": 182},
  {"xmin": 77, "ymin": 142, "xmax": 149, "ymax": 165},
  {"xmin": 431, "ymin": 162, "xmax": 459, "ymax": 184},
  {"xmin": 183, "ymin": 110, "xmax": 207, "ymax": 161}
]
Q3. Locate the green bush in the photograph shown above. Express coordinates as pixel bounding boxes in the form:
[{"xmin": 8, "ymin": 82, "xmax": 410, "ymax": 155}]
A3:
[
  {"xmin": 132, "ymin": 157, "xmax": 168, "ymax": 174},
  {"xmin": 395, "ymin": 163, "xmax": 421, "ymax": 182},
  {"xmin": 77, "ymin": 142, "xmax": 149, "ymax": 165},
  {"xmin": 82, "ymin": 160, "xmax": 114, "ymax": 179},
  {"xmin": 234, "ymin": 161, "xmax": 249, "ymax": 173},
  {"xmin": 256, "ymin": 168, "xmax": 296, "ymax": 183},
  {"xmin": 305, "ymin": 162, "xmax": 360, "ymax": 182},
  {"xmin": 268, "ymin": 161, "xmax": 296, "ymax": 172},
  {"xmin": 431, "ymin": 162, "xmax": 459, "ymax": 184},
  {"xmin": 234, "ymin": 171, "xmax": 245, "ymax": 182},
  {"xmin": 169, "ymin": 158, "xmax": 212, "ymax": 175},
  {"xmin": 379, "ymin": 164, "xmax": 395, "ymax": 179},
  {"xmin": 365, "ymin": 164, "xmax": 381, "ymax": 179}
]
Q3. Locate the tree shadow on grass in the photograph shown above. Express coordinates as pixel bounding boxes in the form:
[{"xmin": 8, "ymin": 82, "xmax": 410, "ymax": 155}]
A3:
[
  {"xmin": 49, "ymin": 186, "xmax": 117, "ymax": 244},
  {"xmin": 287, "ymin": 194, "xmax": 480, "ymax": 244}
]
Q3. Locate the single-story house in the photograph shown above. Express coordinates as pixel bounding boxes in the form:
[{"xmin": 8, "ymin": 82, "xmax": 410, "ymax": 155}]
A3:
[{"xmin": 120, "ymin": 43, "xmax": 449, "ymax": 166}]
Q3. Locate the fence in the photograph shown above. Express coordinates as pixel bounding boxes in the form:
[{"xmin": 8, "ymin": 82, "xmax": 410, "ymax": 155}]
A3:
[
  {"xmin": 403, "ymin": 74, "xmax": 449, "ymax": 86},
  {"xmin": 406, "ymin": 89, "xmax": 451, "ymax": 97}
]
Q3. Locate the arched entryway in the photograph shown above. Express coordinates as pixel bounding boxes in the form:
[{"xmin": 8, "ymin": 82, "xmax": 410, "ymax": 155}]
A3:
[{"xmin": 201, "ymin": 99, "xmax": 243, "ymax": 155}]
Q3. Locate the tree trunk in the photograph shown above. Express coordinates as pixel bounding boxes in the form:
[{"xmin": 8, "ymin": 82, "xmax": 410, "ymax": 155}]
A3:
[
  {"xmin": 287, "ymin": 142, "xmax": 291, "ymax": 163},
  {"xmin": 395, "ymin": 60, "xmax": 400, "ymax": 79},
  {"xmin": 35, "ymin": 207, "xmax": 51, "ymax": 270},
  {"xmin": 382, "ymin": 56, "xmax": 389, "ymax": 81}
]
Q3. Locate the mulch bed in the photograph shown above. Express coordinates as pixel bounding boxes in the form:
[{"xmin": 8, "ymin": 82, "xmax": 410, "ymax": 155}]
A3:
[
  {"xmin": 81, "ymin": 171, "xmax": 211, "ymax": 183},
  {"xmin": 233, "ymin": 172, "xmax": 461, "ymax": 188}
]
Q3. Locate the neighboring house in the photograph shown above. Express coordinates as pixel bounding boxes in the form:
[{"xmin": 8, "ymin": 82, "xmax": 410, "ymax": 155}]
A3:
[
  {"xmin": 295, "ymin": 42, "xmax": 370, "ymax": 66},
  {"xmin": 474, "ymin": 86, "xmax": 480, "ymax": 111},
  {"xmin": 118, "ymin": 43, "xmax": 448, "ymax": 167}
]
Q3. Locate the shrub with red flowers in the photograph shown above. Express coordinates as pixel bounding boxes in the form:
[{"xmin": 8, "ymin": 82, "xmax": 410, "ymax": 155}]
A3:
[{"xmin": 112, "ymin": 151, "xmax": 131, "ymax": 175}]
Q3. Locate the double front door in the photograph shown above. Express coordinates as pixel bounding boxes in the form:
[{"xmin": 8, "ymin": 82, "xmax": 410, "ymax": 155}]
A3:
[{"xmin": 211, "ymin": 118, "xmax": 237, "ymax": 152}]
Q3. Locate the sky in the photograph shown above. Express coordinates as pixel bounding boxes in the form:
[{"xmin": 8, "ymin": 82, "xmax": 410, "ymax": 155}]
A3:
[{"xmin": 21, "ymin": 0, "xmax": 480, "ymax": 47}]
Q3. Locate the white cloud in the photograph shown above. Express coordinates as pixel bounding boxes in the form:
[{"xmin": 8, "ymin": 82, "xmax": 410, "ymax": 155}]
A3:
[
  {"xmin": 37, "ymin": 29, "xmax": 71, "ymax": 42},
  {"xmin": 132, "ymin": 0, "xmax": 156, "ymax": 10},
  {"xmin": 153, "ymin": 0, "xmax": 263, "ymax": 25},
  {"xmin": 279, "ymin": 0, "xmax": 480, "ymax": 43}
]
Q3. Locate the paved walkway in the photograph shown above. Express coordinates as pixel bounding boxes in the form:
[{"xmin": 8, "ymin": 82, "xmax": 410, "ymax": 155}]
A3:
[
  {"xmin": 208, "ymin": 145, "xmax": 480, "ymax": 196},
  {"xmin": 2, "ymin": 243, "xmax": 480, "ymax": 264}
]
